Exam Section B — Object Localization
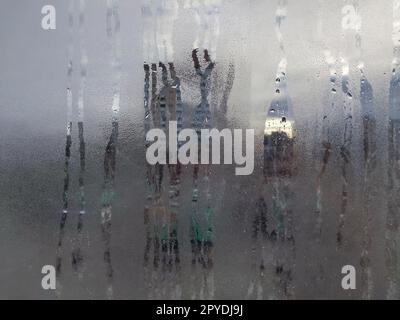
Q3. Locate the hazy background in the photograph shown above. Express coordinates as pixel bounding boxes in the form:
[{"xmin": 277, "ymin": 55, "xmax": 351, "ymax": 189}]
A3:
[{"xmin": 0, "ymin": 0, "xmax": 396, "ymax": 299}]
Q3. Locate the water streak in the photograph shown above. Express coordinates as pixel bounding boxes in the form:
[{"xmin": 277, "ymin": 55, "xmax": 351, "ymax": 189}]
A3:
[
  {"xmin": 100, "ymin": 0, "xmax": 121, "ymax": 299},
  {"xmin": 385, "ymin": 0, "xmax": 400, "ymax": 299}
]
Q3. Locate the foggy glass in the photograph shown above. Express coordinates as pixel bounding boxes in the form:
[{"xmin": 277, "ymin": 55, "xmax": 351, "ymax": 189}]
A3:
[{"xmin": 0, "ymin": 0, "xmax": 398, "ymax": 299}]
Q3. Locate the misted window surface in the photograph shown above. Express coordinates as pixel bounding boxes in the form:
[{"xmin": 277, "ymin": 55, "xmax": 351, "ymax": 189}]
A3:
[{"xmin": 0, "ymin": 0, "xmax": 399, "ymax": 300}]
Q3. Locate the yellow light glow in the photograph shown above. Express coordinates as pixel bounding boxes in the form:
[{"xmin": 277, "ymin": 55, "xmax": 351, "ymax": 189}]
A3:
[{"xmin": 264, "ymin": 118, "xmax": 294, "ymax": 139}]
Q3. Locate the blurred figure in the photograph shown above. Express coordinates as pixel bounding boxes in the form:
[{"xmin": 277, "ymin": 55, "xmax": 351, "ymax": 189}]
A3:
[
  {"xmin": 189, "ymin": 48, "xmax": 215, "ymax": 300},
  {"xmin": 143, "ymin": 61, "xmax": 183, "ymax": 299}
]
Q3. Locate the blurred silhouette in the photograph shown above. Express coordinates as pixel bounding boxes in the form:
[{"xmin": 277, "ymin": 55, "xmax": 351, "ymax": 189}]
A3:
[
  {"xmin": 189, "ymin": 48, "xmax": 215, "ymax": 300},
  {"xmin": 143, "ymin": 61, "xmax": 183, "ymax": 299}
]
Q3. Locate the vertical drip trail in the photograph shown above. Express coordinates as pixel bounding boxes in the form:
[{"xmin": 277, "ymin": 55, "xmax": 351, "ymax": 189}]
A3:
[
  {"xmin": 56, "ymin": 0, "xmax": 75, "ymax": 296},
  {"xmin": 157, "ymin": 0, "xmax": 179, "ymax": 64},
  {"xmin": 72, "ymin": 0, "xmax": 87, "ymax": 279},
  {"xmin": 148, "ymin": 62, "xmax": 164, "ymax": 299},
  {"xmin": 101, "ymin": 120, "xmax": 118, "ymax": 299},
  {"xmin": 159, "ymin": 63, "xmax": 168, "ymax": 131},
  {"xmin": 190, "ymin": 49, "xmax": 215, "ymax": 300},
  {"xmin": 143, "ymin": 63, "xmax": 153, "ymax": 297},
  {"xmin": 353, "ymin": 2, "xmax": 374, "ymax": 298},
  {"xmin": 247, "ymin": 193, "xmax": 269, "ymax": 300},
  {"xmin": 271, "ymin": 0, "xmax": 295, "ymax": 299},
  {"xmin": 312, "ymin": 0, "xmax": 335, "ymax": 290},
  {"xmin": 142, "ymin": 15, "xmax": 182, "ymax": 296},
  {"xmin": 143, "ymin": 62, "xmax": 163, "ymax": 299},
  {"xmin": 336, "ymin": 0, "xmax": 361, "ymax": 250},
  {"xmin": 101, "ymin": 0, "xmax": 120, "ymax": 299},
  {"xmin": 337, "ymin": 59, "xmax": 353, "ymax": 250},
  {"xmin": 168, "ymin": 62, "xmax": 183, "ymax": 299},
  {"xmin": 311, "ymin": 47, "xmax": 337, "ymax": 291},
  {"xmin": 314, "ymin": 0, "xmax": 336, "ymax": 246},
  {"xmin": 145, "ymin": 9, "xmax": 185, "ymax": 297},
  {"xmin": 248, "ymin": 0, "xmax": 295, "ymax": 300},
  {"xmin": 77, "ymin": 0, "xmax": 87, "ymax": 124},
  {"xmin": 248, "ymin": 0, "xmax": 294, "ymax": 300},
  {"xmin": 219, "ymin": 61, "xmax": 235, "ymax": 116},
  {"xmin": 142, "ymin": 0, "xmax": 158, "ymax": 64},
  {"xmin": 155, "ymin": 62, "xmax": 182, "ymax": 299},
  {"xmin": 111, "ymin": 0, "xmax": 121, "ymax": 121},
  {"xmin": 359, "ymin": 72, "xmax": 376, "ymax": 299},
  {"xmin": 275, "ymin": 0, "xmax": 287, "ymax": 55},
  {"xmin": 66, "ymin": 1, "xmax": 75, "ymax": 125},
  {"xmin": 172, "ymin": 63, "xmax": 183, "ymax": 139},
  {"xmin": 386, "ymin": 0, "xmax": 400, "ymax": 300}
]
